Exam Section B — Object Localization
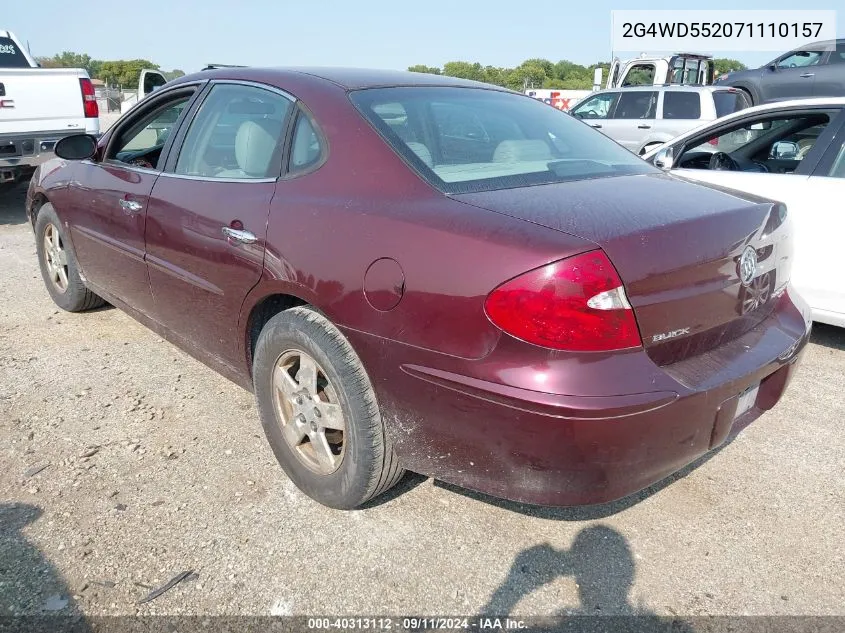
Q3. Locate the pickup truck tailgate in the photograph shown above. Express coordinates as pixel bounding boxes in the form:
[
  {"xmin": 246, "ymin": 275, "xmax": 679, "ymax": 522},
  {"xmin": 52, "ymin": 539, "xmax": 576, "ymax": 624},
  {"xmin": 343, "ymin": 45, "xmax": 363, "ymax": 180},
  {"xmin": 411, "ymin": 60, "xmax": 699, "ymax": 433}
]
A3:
[{"xmin": 0, "ymin": 68, "xmax": 90, "ymax": 135}]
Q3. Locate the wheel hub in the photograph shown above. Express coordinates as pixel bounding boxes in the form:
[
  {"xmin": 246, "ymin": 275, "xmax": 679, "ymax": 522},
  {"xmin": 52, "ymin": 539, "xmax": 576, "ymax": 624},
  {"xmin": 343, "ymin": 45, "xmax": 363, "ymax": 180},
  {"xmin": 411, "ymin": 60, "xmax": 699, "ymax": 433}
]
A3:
[{"xmin": 271, "ymin": 350, "xmax": 347, "ymax": 475}]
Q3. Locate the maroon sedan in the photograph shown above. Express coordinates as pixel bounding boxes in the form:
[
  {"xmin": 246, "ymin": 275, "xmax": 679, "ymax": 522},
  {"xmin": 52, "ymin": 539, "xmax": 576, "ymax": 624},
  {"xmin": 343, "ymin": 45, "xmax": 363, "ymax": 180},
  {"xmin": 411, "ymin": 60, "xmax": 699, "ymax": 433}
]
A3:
[{"xmin": 26, "ymin": 68, "xmax": 811, "ymax": 509}]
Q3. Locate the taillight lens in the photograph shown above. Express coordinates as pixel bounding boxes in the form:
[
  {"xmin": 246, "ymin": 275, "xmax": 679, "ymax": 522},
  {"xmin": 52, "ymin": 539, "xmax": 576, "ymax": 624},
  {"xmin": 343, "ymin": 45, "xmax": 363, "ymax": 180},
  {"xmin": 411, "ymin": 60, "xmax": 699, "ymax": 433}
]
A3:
[
  {"xmin": 79, "ymin": 78, "xmax": 99, "ymax": 118},
  {"xmin": 484, "ymin": 250, "xmax": 642, "ymax": 352}
]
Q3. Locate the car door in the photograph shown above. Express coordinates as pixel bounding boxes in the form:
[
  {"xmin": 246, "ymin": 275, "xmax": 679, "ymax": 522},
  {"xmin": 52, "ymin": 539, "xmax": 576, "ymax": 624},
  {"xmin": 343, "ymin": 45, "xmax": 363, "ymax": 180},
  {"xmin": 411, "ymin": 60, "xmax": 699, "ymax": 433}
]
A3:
[
  {"xmin": 643, "ymin": 90, "xmax": 702, "ymax": 153},
  {"xmin": 66, "ymin": 86, "xmax": 200, "ymax": 315},
  {"xmin": 811, "ymin": 43, "xmax": 845, "ymax": 98},
  {"xmin": 570, "ymin": 91, "xmax": 619, "ymax": 138},
  {"xmin": 144, "ymin": 81, "xmax": 294, "ymax": 368},
  {"xmin": 760, "ymin": 49, "xmax": 823, "ymax": 102},
  {"xmin": 606, "ymin": 90, "xmax": 658, "ymax": 152},
  {"xmin": 794, "ymin": 119, "xmax": 845, "ymax": 325}
]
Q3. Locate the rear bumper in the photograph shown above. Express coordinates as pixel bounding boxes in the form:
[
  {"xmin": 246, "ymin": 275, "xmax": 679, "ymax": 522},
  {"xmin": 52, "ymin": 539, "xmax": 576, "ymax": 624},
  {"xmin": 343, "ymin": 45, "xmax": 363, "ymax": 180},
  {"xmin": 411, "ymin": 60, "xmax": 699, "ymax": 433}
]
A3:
[
  {"xmin": 1, "ymin": 126, "xmax": 98, "ymax": 182},
  {"xmin": 345, "ymin": 286, "xmax": 812, "ymax": 507}
]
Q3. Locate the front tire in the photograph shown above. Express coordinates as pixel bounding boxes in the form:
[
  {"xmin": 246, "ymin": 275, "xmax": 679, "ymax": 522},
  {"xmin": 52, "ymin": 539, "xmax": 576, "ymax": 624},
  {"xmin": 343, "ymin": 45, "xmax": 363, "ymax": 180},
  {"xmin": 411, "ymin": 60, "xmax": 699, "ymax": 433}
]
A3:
[
  {"xmin": 34, "ymin": 203, "xmax": 105, "ymax": 312},
  {"xmin": 253, "ymin": 306, "xmax": 404, "ymax": 509}
]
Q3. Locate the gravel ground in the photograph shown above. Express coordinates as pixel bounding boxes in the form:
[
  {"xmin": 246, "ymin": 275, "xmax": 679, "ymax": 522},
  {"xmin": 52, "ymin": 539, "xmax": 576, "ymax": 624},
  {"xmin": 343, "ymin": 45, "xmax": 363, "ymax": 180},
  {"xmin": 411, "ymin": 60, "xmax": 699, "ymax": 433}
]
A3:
[{"xmin": 1, "ymin": 181, "xmax": 844, "ymax": 620}]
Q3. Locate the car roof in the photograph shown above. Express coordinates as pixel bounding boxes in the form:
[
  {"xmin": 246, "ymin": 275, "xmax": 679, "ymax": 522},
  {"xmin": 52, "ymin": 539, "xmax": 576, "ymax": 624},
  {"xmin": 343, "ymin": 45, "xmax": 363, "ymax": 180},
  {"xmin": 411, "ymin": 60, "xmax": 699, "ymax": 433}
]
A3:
[
  {"xmin": 592, "ymin": 85, "xmax": 735, "ymax": 94},
  {"xmin": 179, "ymin": 66, "xmax": 514, "ymax": 92},
  {"xmin": 794, "ymin": 38, "xmax": 845, "ymax": 51}
]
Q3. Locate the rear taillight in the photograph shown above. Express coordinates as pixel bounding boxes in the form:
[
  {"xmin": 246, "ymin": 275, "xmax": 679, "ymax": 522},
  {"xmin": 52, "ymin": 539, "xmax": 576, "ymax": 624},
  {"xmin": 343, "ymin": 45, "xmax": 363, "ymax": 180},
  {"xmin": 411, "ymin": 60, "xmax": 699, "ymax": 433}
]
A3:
[
  {"xmin": 484, "ymin": 250, "xmax": 641, "ymax": 352},
  {"xmin": 79, "ymin": 78, "xmax": 99, "ymax": 118}
]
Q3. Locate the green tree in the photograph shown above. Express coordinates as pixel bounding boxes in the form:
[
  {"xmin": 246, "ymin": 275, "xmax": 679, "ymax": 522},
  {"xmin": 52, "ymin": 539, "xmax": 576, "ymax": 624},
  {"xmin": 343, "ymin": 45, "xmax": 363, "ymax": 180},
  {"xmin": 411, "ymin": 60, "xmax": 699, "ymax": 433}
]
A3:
[
  {"xmin": 98, "ymin": 59, "xmax": 159, "ymax": 88},
  {"xmin": 164, "ymin": 69, "xmax": 186, "ymax": 80},
  {"xmin": 407, "ymin": 64, "xmax": 441, "ymax": 75},
  {"xmin": 442, "ymin": 61, "xmax": 486, "ymax": 82},
  {"xmin": 34, "ymin": 51, "xmax": 102, "ymax": 78},
  {"xmin": 713, "ymin": 58, "xmax": 747, "ymax": 75}
]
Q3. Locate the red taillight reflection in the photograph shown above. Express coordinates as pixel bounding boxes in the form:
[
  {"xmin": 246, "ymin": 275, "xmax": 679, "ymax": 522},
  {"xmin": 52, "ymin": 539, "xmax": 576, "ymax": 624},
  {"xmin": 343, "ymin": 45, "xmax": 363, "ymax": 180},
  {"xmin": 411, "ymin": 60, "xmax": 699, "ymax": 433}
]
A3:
[
  {"xmin": 79, "ymin": 78, "xmax": 99, "ymax": 118},
  {"xmin": 484, "ymin": 250, "xmax": 642, "ymax": 352}
]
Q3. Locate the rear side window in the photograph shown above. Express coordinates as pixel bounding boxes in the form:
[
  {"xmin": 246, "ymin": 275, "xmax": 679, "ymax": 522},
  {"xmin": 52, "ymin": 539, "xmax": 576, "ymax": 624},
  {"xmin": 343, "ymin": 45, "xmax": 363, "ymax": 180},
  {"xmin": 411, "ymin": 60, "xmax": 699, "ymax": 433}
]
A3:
[
  {"xmin": 662, "ymin": 92, "xmax": 701, "ymax": 120},
  {"xmin": 0, "ymin": 37, "xmax": 30, "ymax": 68},
  {"xmin": 289, "ymin": 111, "xmax": 324, "ymax": 174},
  {"xmin": 713, "ymin": 90, "xmax": 752, "ymax": 118},
  {"xmin": 612, "ymin": 92, "xmax": 657, "ymax": 119},
  {"xmin": 830, "ymin": 44, "xmax": 845, "ymax": 64}
]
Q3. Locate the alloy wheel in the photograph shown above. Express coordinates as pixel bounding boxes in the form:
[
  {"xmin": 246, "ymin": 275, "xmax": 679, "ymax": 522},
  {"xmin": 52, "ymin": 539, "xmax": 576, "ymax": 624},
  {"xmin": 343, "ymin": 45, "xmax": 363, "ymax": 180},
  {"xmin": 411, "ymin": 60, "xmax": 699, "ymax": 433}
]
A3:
[
  {"xmin": 43, "ymin": 223, "xmax": 69, "ymax": 293},
  {"xmin": 272, "ymin": 349, "xmax": 346, "ymax": 475}
]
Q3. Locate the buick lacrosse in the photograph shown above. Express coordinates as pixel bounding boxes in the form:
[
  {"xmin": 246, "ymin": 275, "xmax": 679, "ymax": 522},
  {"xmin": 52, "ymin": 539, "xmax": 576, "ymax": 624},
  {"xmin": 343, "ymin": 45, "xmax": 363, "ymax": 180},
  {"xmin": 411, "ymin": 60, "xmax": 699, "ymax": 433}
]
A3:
[{"xmin": 26, "ymin": 68, "xmax": 810, "ymax": 509}]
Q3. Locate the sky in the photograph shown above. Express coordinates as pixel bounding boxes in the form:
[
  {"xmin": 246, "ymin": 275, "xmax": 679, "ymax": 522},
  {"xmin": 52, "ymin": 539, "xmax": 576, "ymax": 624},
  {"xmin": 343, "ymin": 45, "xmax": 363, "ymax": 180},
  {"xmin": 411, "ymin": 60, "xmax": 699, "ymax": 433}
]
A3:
[{"xmin": 7, "ymin": 0, "xmax": 844, "ymax": 73}]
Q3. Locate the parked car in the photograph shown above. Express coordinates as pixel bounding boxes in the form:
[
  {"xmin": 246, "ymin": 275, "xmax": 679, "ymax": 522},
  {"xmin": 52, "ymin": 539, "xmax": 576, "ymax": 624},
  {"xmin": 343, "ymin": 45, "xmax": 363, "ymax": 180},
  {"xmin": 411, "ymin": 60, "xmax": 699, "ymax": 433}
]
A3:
[
  {"xmin": 715, "ymin": 39, "xmax": 845, "ymax": 105},
  {"xmin": 643, "ymin": 97, "xmax": 845, "ymax": 328},
  {"xmin": 0, "ymin": 30, "xmax": 99, "ymax": 188},
  {"xmin": 26, "ymin": 67, "xmax": 811, "ymax": 509},
  {"xmin": 570, "ymin": 85, "xmax": 751, "ymax": 154}
]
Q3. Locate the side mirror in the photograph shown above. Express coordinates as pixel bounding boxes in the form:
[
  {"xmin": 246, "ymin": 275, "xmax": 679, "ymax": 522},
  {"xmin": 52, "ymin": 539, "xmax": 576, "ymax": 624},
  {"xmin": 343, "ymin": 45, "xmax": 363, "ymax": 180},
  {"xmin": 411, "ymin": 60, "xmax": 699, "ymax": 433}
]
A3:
[
  {"xmin": 54, "ymin": 134, "xmax": 98, "ymax": 161},
  {"xmin": 770, "ymin": 140, "xmax": 799, "ymax": 159},
  {"xmin": 768, "ymin": 63, "xmax": 778, "ymax": 72},
  {"xmin": 653, "ymin": 146, "xmax": 674, "ymax": 170}
]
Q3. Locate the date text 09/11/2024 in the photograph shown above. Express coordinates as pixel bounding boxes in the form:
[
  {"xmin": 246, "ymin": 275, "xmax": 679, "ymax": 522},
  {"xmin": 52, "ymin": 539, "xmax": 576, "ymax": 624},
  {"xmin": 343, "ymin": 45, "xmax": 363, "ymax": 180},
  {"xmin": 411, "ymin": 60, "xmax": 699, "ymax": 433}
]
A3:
[{"xmin": 307, "ymin": 617, "xmax": 528, "ymax": 630}]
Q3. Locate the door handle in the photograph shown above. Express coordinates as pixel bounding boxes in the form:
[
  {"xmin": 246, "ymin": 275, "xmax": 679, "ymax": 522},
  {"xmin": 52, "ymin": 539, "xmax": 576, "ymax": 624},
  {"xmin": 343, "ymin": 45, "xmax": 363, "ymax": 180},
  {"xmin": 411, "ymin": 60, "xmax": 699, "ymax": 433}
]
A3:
[
  {"xmin": 638, "ymin": 124, "xmax": 651, "ymax": 129},
  {"xmin": 119, "ymin": 199, "xmax": 143, "ymax": 215},
  {"xmin": 589, "ymin": 123, "xmax": 602, "ymax": 128},
  {"xmin": 800, "ymin": 73, "xmax": 815, "ymax": 78},
  {"xmin": 222, "ymin": 226, "xmax": 257, "ymax": 244}
]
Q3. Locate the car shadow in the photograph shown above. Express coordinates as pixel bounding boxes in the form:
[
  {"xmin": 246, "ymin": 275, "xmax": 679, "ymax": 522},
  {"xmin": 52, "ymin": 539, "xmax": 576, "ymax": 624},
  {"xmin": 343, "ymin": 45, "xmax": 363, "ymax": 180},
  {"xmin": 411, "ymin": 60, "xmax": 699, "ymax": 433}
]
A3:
[
  {"xmin": 478, "ymin": 525, "xmax": 696, "ymax": 632},
  {"xmin": 0, "ymin": 503, "xmax": 90, "ymax": 632},
  {"xmin": 433, "ymin": 435, "xmax": 738, "ymax": 521},
  {"xmin": 0, "ymin": 182, "xmax": 29, "ymax": 227},
  {"xmin": 810, "ymin": 322, "xmax": 845, "ymax": 351}
]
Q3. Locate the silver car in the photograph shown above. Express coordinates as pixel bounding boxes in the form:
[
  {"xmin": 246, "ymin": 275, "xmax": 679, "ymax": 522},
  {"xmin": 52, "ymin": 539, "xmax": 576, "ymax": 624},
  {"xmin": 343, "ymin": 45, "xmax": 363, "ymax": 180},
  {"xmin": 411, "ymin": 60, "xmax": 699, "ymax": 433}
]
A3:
[{"xmin": 570, "ymin": 85, "xmax": 752, "ymax": 155}]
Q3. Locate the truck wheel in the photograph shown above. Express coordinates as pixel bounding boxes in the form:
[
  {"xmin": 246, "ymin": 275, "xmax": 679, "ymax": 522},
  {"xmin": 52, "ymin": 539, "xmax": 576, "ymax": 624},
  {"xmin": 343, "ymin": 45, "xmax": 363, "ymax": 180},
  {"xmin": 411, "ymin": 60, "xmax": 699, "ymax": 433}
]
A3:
[
  {"xmin": 253, "ymin": 306, "xmax": 405, "ymax": 509},
  {"xmin": 34, "ymin": 203, "xmax": 105, "ymax": 312}
]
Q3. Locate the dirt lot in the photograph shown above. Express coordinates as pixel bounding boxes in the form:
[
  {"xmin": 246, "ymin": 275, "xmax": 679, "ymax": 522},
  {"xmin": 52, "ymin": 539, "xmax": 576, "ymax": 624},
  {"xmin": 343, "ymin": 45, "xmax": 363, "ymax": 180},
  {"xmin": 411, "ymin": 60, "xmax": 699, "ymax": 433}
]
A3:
[{"xmin": 1, "ymin": 181, "xmax": 844, "ymax": 621}]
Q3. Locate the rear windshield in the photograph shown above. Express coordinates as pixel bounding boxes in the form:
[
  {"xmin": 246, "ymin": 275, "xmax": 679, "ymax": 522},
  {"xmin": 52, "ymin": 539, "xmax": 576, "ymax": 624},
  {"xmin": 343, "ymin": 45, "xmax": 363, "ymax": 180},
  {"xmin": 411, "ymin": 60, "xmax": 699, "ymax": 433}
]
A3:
[
  {"xmin": 713, "ymin": 90, "xmax": 752, "ymax": 118},
  {"xmin": 0, "ymin": 37, "xmax": 31, "ymax": 68},
  {"xmin": 349, "ymin": 87, "xmax": 655, "ymax": 194}
]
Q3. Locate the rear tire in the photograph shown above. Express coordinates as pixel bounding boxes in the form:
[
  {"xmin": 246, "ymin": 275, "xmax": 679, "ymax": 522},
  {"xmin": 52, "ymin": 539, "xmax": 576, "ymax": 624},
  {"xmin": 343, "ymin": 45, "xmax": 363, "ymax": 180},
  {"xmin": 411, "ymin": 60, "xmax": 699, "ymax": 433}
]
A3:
[
  {"xmin": 34, "ymin": 203, "xmax": 105, "ymax": 312},
  {"xmin": 253, "ymin": 306, "xmax": 404, "ymax": 509}
]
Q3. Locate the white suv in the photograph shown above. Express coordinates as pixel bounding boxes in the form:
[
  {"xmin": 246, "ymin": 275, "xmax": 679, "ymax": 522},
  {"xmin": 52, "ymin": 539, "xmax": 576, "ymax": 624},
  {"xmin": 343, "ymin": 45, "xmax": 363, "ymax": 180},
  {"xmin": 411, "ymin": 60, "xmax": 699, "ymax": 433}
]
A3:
[{"xmin": 570, "ymin": 86, "xmax": 752, "ymax": 155}]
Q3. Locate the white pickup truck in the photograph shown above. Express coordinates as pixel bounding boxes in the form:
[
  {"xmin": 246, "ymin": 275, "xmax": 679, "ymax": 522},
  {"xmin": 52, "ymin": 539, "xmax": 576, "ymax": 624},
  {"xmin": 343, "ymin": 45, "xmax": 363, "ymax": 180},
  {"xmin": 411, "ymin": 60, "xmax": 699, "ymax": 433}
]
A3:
[{"xmin": 1, "ymin": 30, "xmax": 99, "ymax": 187}]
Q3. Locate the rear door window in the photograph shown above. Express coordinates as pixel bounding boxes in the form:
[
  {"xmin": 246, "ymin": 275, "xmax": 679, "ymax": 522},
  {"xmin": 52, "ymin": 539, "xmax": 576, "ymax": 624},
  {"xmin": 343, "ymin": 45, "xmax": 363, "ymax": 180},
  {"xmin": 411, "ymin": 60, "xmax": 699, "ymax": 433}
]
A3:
[
  {"xmin": 713, "ymin": 90, "xmax": 752, "ymax": 118},
  {"xmin": 662, "ymin": 92, "xmax": 701, "ymax": 120},
  {"xmin": 0, "ymin": 37, "xmax": 30, "ymax": 68},
  {"xmin": 612, "ymin": 91, "xmax": 657, "ymax": 119},
  {"xmin": 174, "ymin": 84, "xmax": 292, "ymax": 179}
]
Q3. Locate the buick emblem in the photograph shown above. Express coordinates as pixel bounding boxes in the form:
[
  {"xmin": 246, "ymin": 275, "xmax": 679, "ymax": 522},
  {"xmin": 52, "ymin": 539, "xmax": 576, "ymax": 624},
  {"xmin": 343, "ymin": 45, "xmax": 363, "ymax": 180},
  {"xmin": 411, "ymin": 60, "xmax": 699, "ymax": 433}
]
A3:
[{"xmin": 739, "ymin": 246, "xmax": 757, "ymax": 287}]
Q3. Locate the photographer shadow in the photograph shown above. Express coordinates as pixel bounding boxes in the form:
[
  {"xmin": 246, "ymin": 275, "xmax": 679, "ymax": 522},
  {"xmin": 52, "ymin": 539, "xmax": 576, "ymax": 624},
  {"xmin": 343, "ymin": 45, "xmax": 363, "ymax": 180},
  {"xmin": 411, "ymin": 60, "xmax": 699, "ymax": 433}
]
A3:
[
  {"xmin": 479, "ymin": 525, "xmax": 695, "ymax": 633},
  {"xmin": 0, "ymin": 503, "xmax": 90, "ymax": 633}
]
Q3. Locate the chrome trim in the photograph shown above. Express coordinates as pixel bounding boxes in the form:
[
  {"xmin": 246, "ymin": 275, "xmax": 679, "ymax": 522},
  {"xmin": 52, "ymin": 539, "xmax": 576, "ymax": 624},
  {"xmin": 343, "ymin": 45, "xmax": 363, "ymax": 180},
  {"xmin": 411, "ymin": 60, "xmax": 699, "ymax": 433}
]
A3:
[
  {"xmin": 222, "ymin": 226, "xmax": 258, "ymax": 243},
  {"xmin": 205, "ymin": 79, "xmax": 297, "ymax": 102},
  {"xmin": 157, "ymin": 171, "xmax": 277, "ymax": 184}
]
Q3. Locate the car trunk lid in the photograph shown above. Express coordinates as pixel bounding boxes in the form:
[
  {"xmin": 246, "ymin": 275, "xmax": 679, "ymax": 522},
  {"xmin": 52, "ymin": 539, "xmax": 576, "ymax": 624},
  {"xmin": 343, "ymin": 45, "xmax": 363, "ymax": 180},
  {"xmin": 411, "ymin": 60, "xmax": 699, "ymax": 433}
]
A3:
[{"xmin": 454, "ymin": 173, "xmax": 792, "ymax": 365}]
